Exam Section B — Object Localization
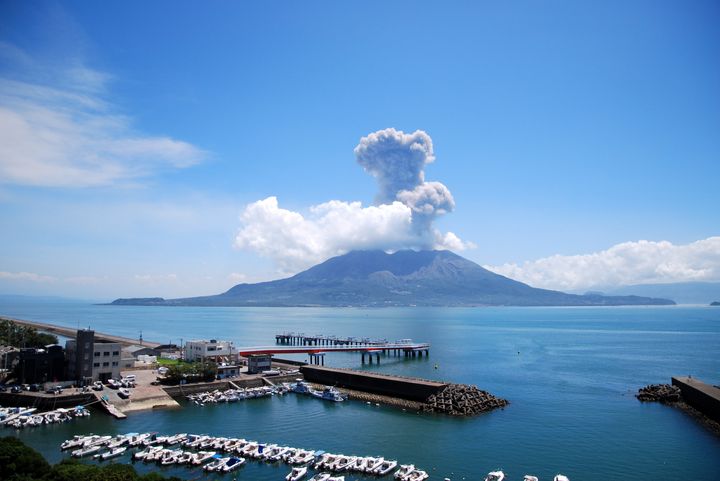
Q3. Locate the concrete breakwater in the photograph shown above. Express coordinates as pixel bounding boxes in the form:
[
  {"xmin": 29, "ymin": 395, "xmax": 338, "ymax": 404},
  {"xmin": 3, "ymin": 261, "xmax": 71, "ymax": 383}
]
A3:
[
  {"xmin": 300, "ymin": 365, "xmax": 508, "ymax": 416},
  {"xmin": 637, "ymin": 378, "xmax": 720, "ymax": 436}
]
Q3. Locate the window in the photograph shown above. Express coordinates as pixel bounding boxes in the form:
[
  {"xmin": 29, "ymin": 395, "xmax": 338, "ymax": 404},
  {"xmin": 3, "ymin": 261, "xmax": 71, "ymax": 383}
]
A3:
[
  {"xmin": 102, "ymin": 362, "xmax": 109, "ymax": 367},
  {"xmin": 84, "ymin": 353, "xmax": 89, "ymax": 360},
  {"xmin": 103, "ymin": 352, "xmax": 110, "ymax": 356},
  {"xmin": 94, "ymin": 352, "xmax": 100, "ymax": 357},
  {"xmin": 93, "ymin": 362, "xmax": 100, "ymax": 367},
  {"xmin": 112, "ymin": 351, "xmax": 119, "ymax": 356},
  {"xmin": 111, "ymin": 361, "xmax": 118, "ymax": 366}
]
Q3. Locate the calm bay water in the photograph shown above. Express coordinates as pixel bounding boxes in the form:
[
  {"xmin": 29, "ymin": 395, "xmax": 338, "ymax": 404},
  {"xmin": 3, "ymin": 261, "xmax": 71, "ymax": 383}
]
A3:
[{"xmin": 1, "ymin": 300, "xmax": 719, "ymax": 480}]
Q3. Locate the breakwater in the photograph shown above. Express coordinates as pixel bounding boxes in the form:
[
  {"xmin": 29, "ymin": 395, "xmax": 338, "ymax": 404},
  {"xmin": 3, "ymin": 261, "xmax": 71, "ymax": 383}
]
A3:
[
  {"xmin": 300, "ymin": 365, "xmax": 508, "ymax": 416},
  {"xmin": 637, "ymin": 378, "xmax": 720, "ymax": 437},
  {"xmin": 301, "ymin": 365, "xmax": 447, "ymax": 402}
]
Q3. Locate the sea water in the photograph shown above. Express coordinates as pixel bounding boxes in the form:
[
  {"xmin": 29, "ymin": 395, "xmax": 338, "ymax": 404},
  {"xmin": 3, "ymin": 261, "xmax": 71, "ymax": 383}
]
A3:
[{"xmin": 1, "ymin": 300, "xmax": 719, "ymax": 480}]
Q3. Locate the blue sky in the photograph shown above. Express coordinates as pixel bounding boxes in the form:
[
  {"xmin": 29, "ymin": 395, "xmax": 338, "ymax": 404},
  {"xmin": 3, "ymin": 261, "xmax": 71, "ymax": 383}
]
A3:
[{"xmin": 1, "ymin": 1, "xmax": 719, "ymax": 299}]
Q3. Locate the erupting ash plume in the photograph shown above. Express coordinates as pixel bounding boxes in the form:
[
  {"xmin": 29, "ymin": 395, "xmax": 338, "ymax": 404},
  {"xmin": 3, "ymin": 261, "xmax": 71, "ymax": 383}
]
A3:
[{"xmin": 235, "ymin": 128, "xmax": 471, "ymax": 272}]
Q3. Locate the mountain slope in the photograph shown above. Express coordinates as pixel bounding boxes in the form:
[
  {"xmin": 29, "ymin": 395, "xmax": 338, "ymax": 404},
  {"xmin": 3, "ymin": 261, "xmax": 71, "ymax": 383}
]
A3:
[{"xmin": 111, "ymin": 250, "xmax": 675, "ymax": 307}]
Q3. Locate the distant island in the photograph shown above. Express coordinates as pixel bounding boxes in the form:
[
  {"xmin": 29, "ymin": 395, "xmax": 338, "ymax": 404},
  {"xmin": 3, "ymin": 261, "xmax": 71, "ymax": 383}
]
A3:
[
  {"xmin": 111, "ymin": 250, "xmax": 675, "ymax": 307},
  {"xmin": 711, "ymin": 301, "xmax": 720, "ymax": 306}
]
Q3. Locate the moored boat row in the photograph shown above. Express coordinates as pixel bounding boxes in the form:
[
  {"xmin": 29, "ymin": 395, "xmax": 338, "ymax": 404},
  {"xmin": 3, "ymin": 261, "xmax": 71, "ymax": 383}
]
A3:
[
  {"xmin": 2, "ymin": 406, "xmax": 89, "ymax": 429},
  {"xmin": 186, "ymin": 385, "xmax": 284, "ymax": 404}
]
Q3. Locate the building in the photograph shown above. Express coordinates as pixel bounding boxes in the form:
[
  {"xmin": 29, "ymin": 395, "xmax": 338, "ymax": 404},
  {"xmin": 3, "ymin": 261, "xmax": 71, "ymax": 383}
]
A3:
[
  {"xmin": 184, "ymin": 339, "xmax": 237, "ymax": 363},
  {"xmin": 66, "ymin": 329, "xmax": 122, "ymax": 384},
  {"xmin": 217, "ymin": 364, "xmax": 241, "ymax": 378},
  {"xmin": 16, "ymin": 345, "xmax": 65, "ymax": 384},
  {"xmin": 247, "ymin": 354, "xmax": 272, "ymax": 374}
]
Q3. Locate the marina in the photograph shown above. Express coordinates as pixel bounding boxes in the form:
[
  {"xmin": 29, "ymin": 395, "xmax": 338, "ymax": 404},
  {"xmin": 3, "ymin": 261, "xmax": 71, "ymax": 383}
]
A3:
[{"xmin": 57, "ymin": 431, "xmax": 554, "ymax": 481}]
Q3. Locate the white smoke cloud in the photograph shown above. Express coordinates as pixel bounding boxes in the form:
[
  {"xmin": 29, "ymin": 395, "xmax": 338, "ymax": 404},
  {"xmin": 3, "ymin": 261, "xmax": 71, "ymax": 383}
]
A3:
[
  {"xmin": 234, "ymin": 128, "xmax": 471, "ymax": 272},
  {"xmin": 486, "ymin": 237, "xmax": 720, "ymax": 291}
]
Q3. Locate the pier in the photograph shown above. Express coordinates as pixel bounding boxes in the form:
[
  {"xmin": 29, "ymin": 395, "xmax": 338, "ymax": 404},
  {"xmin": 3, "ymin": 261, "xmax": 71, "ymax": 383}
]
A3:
[{"xmin": 271, "ymin": 333, "xmax": 429, "ymax": 365}]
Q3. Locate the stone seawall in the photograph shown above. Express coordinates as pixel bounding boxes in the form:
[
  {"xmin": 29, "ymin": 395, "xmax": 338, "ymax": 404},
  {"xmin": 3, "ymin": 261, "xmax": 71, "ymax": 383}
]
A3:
[
  {"xmin": 300, "ymin": 365, "xmax": 447, "ymax": 402},
  {"xmin": 0, "ymin": 392, "xmax": 95, "ymax": 409},
  {"xmin": 672, "ymin": 376, "xmax": 720, "ymax": 423}
]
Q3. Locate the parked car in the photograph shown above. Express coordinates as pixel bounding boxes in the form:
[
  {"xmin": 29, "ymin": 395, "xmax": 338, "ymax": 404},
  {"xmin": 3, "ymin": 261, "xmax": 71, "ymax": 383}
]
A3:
[
  {"xmin": 29, "ymin": 384, "xmax": 40, "ymax": 392},
  {"xmin": 10, "ymin": 385, "xmax": 22, "ymax": 393},
  {"xmin": 92, "ymin": 381, "xmax": 104, "ymax": 391}
]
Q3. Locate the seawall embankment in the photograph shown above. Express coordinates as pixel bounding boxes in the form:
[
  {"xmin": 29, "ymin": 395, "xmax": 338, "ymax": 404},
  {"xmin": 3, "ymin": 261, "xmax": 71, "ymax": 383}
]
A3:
[
  {"xmin": 672, "ymin": 376, "xmax": 720, "ymax": 423},
  {"xmin": 300, "ymin": 365, "xmax": 448, "ymax": 402}
]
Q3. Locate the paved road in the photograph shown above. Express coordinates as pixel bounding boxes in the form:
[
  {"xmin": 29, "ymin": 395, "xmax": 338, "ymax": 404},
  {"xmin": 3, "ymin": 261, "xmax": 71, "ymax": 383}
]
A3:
[{"xmin": 1, "ymin": 316, "xmax": 160, "ymax": 348}]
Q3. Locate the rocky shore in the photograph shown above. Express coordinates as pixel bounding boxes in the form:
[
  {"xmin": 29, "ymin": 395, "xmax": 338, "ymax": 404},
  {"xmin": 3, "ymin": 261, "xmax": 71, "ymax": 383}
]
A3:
[
  {"xmin": 421, "ymin": 383, "xmax": 509, "ymax": 416},
  {"xmin": 636, "ymin": 383, "xmax": 682, "ymax": 403},
  {"xmin": 310, "ymin": 382, "xmax": 508, "ymax": 416}
]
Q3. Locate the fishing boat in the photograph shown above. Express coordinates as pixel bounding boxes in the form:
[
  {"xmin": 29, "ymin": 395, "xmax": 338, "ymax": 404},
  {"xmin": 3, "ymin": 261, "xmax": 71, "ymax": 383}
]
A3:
[
  {"xmin": 191, "ymin": 451, "xmax": 216, "ymax": 465},
  {"xmin": 291, "ymin": 379, "xmax": 312, "ymax": 394},
  {"xmin": 203, "ymin": 456, "xmax": 227, "ymax": 472},
  {"xmin": 524, "ymin": 476, "xmax": 539, "ymax": 481},
  {"xmin": 100, "ymin": 446, "xmax": 127, "ymax": 460},
  {"xmin": 312, "ymin": 386, "xmax": 347, "ymax": 402},
  {"xmin": 373, "ymin": 459, "xmax": 398, "ymax": 476},
  {"xmin": 165, "ymin": 433, "xmax": 188, "ymax": 445},
  {"xmin": 554, "ymin": 476, "xmax": 570, "ymax": 481},
  {"xmin": 286, "ymin": 466, "xmax": 308, "ymax": 481},
  {"xmin": 484, "ymin": 471, "xmax": 505, "ymax": 481},
  {"xmin": 406, "ymin": 470, "xmax": 429, "ymax": 481},
  {"xmin": 308, "ymin": 474, "xmax": 331, "ymax": 481},
  {"xmin": 134, "ymin": 446, "xmax": 162, "ymax": 460},
  {"xmin": 394, "ymin": 464, "xmax": 416, "ymax": 479},
  {"xmin": 72, "ymin": 445, "xmax": 101, "ymax": 457},
  {"xmin": 222, "ymin": 456, "xmax": 245, "ymax": 472},
  {"xmin": 364, "ymin": 456, "xmax": 384, "ymax": 473}
]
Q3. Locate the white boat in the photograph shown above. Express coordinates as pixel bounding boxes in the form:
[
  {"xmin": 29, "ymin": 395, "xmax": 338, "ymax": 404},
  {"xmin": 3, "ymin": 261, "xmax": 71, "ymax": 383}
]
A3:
[
  {"xmin": 524, "ymin": 476, "xmax": 539, "ymax": 481},
  {"xmin": 394, "ymin": 464, "xmax": 415, "ymax": 479},
  {"xmin": 364, "ymin": 456, "xmax": 384, "ymax": 473},
  {"xmin": 61, "ymin": 435, "xmax": 89, "ymax": 450},
  {"xmin": 350, "ymin": 456, "xmax": 368, "ymax": 472},
  {"xmin": 308, "ymin": 474, "xmax": 331, "ymax": 481},
  {"xmin": 291, "ymin": 379, "xmax": 312, "ymax": 394},
  {"xmin": 286, "ymin": 466, "xmax": 308, "ymax": 481},
  {"xmin": 485, "ymin": 471, "xmax": 505, "ymax": 481},
  {"xmin": 100, "ymin": 446, "xmax": 127, "ymax": 460},
  {"xmin": 222, "ymin": 456, "xmax": 245, "ymax": 472},
  {"xmin": 191, "ymin": 451, "xmax": 216, "ymax": 465},
  {"xmin": 327, "ymin": 476, "xmax": 345, "ymax": 481},
  {"xmin": 203, "ymin": 456, "xmax": 227, "ymax": 472},
  {"xmin": 312, "ymin": 386, "xmax": 347, "ymax": 402},
  {"xmin": 406, "ymin": 470, "xmax": 429, "ymax": 481},
  {"xmin": 554, "ymin": 476, "xmax": 570, "ymax": 481},
  {"xmin": 165, "ymin": 433, "xmax": 188, "ymax": 445},
  {"xmin": 334, "ymin": 455, "xmax": 357, "ymax": 471},
  {"xmin": 134, "ymin": 446, "xmax": 162, "ymax": 460},
  {"xmin": 72, "ymin": 445, "xmax": 101, "ymax": 457},
  {"xmin": 374, "ymin": 459, "xmax": 398, "ymax": 476}
]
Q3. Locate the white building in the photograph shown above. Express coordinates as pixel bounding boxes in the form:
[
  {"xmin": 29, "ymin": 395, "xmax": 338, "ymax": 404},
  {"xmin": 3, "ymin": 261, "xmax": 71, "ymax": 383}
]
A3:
[{"xmin": 184, "ymin": 339, "xmax": 237, "ymax": 362}]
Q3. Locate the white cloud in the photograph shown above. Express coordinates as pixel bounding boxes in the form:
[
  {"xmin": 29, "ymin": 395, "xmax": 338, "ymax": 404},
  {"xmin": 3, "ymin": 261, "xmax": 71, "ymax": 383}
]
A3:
[
  {"xmin": 486, "ymin": 237, "xmax": 720, "ymax": 290},
  {"xmin": 0, "ymin": 271, "xmax": 56, "ymax": 282},
  {"xmin": 0, "ymin": 44, "xmax": 206, "ymax": 187},
  {"xmin": 234, "ymin": 128, "xmax": 473, "ymax": 272},
  {"xmin": 234, "ymin": 196, "xmax": 468, "ymax": 273}
]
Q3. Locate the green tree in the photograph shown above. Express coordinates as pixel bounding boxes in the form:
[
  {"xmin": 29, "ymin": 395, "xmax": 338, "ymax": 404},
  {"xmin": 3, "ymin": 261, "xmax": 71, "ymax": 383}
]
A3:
[
  {"xmin": 0, "ymin": 319, "xmax": 59, "ymax": 348},
  {"xmin": 0, "ymin": 436, "xmax": 51, "ymax": 481}
]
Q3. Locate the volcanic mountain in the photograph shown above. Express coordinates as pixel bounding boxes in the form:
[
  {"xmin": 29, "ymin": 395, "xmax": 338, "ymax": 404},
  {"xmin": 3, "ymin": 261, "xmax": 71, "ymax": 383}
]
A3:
[{"xmin": 111, "ymin": 250, "xmax": 675, "ymax": 307}]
